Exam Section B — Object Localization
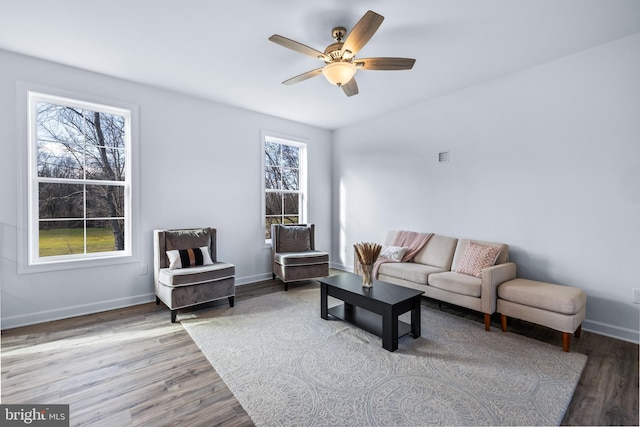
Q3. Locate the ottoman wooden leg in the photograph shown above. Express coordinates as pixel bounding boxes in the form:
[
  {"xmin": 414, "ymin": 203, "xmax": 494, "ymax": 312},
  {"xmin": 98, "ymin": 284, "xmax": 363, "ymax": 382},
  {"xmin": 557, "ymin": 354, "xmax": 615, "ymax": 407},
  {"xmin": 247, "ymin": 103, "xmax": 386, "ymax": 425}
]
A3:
[
  {"xmin": 501, "ymin": 314, "xmax": 508, "ymax": 332},
  {"xmin": 562, "ymin": 332, "xmax": 571, "ymax": 352}
]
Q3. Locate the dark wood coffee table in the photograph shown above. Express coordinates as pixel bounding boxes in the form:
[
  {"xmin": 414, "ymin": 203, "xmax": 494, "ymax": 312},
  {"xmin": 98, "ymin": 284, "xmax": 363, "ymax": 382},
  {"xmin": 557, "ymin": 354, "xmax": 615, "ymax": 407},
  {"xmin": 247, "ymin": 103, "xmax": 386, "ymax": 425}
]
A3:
[{"xmin": 320, "ymin": 273, "xmax": 424, "ymax": 352}]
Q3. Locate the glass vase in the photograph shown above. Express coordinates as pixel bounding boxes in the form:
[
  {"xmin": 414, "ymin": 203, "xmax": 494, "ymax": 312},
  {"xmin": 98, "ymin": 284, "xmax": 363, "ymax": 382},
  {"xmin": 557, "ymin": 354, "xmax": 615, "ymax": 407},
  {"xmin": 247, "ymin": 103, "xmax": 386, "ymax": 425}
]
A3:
[{"xmin": 361, "ymin": 263, "xmax": 373, "ymax": 287}]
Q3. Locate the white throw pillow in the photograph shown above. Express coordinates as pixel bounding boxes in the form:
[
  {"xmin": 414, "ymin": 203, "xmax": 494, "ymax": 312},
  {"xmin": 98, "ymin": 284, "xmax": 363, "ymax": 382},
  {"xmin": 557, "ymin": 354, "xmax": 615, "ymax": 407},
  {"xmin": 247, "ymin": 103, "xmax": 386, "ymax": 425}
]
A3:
[
  {"xmin": 379, "ymin": 245, "xmax": 408, "ymax": 262},
  {"xmin": 166, "ymin": 246, "xmax": 214, "ymax": 269}
]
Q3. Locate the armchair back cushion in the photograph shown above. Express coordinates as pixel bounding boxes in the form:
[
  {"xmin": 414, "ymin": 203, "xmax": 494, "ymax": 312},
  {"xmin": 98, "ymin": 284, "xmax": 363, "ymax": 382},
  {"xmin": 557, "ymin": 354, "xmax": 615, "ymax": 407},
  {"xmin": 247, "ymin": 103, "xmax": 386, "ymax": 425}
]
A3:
[
  {"xmin": 276, "ymin": 226, "xmax": 312, "ymax": 252},
  {"xmin": 158, "ymin": 228, "xmax": 216, "ymax": 269}
]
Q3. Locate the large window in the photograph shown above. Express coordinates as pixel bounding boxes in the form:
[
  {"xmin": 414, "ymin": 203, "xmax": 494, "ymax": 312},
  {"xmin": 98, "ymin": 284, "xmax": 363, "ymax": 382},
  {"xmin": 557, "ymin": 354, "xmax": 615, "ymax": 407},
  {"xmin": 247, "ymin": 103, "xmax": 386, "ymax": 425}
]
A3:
[
  {"xmin": 263, "ymin": 134, "xmax": 307, "ymax": 243},
  {"xmin": 27, "ymin": 92, "xmax": 132, "ymax": 265}
]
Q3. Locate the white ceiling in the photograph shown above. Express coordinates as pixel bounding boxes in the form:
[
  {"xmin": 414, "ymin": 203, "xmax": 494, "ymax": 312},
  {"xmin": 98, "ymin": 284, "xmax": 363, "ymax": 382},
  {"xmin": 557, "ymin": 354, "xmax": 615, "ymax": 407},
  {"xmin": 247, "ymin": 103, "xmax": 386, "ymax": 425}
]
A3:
[{"xmin": 1, "ymin": 0, "xmax": 639, "ymax": 129}]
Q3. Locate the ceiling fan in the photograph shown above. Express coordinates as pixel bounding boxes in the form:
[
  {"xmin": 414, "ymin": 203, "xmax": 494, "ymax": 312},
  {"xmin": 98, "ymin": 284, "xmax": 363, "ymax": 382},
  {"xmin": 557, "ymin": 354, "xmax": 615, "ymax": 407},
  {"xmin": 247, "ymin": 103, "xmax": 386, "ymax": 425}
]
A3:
[{"xmin": 268, "ymin": 10, "xmax": 416, "ymax": 97}]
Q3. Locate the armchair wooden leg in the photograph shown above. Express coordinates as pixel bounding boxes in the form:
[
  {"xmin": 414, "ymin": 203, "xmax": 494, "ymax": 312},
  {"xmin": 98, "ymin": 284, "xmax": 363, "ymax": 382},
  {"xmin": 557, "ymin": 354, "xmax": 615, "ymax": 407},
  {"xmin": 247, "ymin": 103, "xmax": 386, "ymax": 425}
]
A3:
[
  {"xmin": 156, "ymin": 296, "xmax": 160, "ymax": 305},
  {"xmin": 228, "ymin": 296, "xmax": 235, "ymax": 307},
  {"xmin": 171, "ymin": 309, "xmax": 177, "ymax": 323},
  {"xmin": 284, "ymin": 283, "xmax": 289, "ymax": 291},
  {"xmin": 272, "ymin": 273, "xmax": 276, "ymax": 280},
  {"xmin": 484, "ymin": 313, "xmax": 491, "ymax": 331}
]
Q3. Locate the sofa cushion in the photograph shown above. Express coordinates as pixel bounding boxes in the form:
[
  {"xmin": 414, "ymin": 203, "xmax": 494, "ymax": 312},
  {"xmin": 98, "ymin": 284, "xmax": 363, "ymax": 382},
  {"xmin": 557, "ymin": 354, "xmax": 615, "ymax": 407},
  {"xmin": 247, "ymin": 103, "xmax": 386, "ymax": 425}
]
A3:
[
  {"xmin": 278, "ymin": 226, "xmax": 311, "ymax": 252},
  {"xmin": 412, "ymin": 234, "xmax": 458, "ymax": 270},
  {"xmin": 455, "ymin": 241, "xmax": 500, "ymax": 277},
  {"xmin": 166, "ymin": 246, "xmax": 214, "ymax": 270},
  {"xmin": 451, "ymin": 238, "xmax": 509, "ymax": 271},
  {"xmin": 428, "ymin": 271, "xmax": 482, "ymax": 297},
  {"xmin": 159, "ymin": 262, "xmax": 235, "ymax": 287},
  {"xmin": 274, "ymin": 250, "xmax": 329, "ymax": 266},
  {"xmin": 378, "ymin": 262, "xmax": 446, "ymax": 286}
]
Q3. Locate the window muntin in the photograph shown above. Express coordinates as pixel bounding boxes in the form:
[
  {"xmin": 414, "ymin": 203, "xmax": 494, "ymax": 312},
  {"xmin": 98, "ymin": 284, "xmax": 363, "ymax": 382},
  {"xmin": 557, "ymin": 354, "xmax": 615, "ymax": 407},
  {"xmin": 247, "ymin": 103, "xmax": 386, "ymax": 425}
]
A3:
[
  {"xmin": 263, "ymin": 135, "xmax": 307, "ymax": 242},
  {"xmin": 28, "ymin": 92, "xmax": 131, "ymax": 264}
]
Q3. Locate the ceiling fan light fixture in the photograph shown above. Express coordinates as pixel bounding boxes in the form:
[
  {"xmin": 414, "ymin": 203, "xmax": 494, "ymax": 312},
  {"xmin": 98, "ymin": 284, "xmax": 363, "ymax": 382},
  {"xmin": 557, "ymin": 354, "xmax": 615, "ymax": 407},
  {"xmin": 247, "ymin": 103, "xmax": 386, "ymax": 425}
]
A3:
[{"xmin": 322, "ymin": 61, "xmax": 357, "ymax": 86}]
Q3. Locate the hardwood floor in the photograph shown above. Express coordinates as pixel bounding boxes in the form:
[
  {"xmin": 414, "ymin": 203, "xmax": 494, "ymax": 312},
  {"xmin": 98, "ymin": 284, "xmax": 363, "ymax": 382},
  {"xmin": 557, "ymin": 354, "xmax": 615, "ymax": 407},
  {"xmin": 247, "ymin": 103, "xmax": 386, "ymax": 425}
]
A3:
[{"xmin": 2, "ymin": 275, "xmax": 638, "ymax": 426}]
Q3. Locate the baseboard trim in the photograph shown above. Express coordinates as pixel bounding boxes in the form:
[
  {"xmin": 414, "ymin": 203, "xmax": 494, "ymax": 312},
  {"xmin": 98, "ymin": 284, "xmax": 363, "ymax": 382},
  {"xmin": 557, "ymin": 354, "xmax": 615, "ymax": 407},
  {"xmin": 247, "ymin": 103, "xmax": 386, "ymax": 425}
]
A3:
[
  {"xmin": 1, "ymin": 293, "xmax": 155, "ymax": 330},
  {"xmin": 330, "ymin": 262, "xmax": 352, "ymax": 273},
  {"xmin": 582, "ymin": 319, "xmax": 639, "ymax": 345}
]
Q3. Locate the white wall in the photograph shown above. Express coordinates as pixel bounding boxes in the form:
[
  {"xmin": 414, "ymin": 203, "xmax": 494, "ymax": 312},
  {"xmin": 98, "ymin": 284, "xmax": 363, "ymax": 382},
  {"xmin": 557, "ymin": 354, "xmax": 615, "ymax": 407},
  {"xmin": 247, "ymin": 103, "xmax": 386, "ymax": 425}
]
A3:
[
  {"xmin": 332, "ymin": 34, "xmax": 640, "ymax": 343},
  {"xmin": 0, "ymin": 50, "xmax": 332, "ymax": 328}
]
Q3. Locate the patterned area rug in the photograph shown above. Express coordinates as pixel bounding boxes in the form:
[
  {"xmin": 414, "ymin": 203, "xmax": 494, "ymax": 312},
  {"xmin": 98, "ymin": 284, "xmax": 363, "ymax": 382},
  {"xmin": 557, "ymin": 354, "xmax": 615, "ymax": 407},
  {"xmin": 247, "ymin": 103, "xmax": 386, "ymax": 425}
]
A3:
[{"xmin": 181, "ymin": 285, "xmax": 587, "ymax": 426}]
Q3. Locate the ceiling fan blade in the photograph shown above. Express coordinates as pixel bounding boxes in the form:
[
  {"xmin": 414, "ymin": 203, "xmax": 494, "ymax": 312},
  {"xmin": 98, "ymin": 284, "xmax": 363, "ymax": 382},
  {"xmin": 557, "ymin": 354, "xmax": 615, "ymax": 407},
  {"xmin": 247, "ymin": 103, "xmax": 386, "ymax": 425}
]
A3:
[
  {"xmin": 353, "ymin": 57, "xmax": 416, "ymax": 70},
  {"xmin": 341, "ymin": 78, "xmax": 359, "ymax": 97},
  {"xmin": 269, "ymin": 35, "xmax": 330, "ymax": 61},
  {"xmin": 282, "ymin": 68, "xmax": 323, "ymax": 85},
  {"xmin": 340, "ymin": 10, "xmax": 384, "ymax": 58}
]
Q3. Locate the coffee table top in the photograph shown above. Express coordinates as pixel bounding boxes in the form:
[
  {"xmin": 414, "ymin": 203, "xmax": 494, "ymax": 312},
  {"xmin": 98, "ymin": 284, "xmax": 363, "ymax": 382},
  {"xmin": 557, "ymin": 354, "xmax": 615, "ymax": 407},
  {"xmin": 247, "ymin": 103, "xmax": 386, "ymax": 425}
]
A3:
[{"xmin": 320, "ymin": 272, "xmax": 424, "ymax": 305}]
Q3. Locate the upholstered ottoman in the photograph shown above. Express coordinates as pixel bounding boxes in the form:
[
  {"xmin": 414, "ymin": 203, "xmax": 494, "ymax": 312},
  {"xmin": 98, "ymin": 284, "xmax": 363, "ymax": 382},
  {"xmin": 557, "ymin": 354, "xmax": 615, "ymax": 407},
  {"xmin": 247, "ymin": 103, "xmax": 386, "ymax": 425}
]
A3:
[{"xmin": 497, "ymin": 278, "xmax": 587, "ymax": 352}]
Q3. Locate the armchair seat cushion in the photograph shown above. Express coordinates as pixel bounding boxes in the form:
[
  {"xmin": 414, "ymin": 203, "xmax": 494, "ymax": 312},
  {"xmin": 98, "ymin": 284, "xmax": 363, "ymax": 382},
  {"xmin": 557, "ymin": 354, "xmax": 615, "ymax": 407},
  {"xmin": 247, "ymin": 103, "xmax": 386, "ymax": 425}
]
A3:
[
  {"xmin": 159, "ymin": 262, "xmax": 235, "ymax": 287},
  {"xmin": 274, "ymin": 250, "xmax": 329, "ymax": 266},
  {"xmin": 428, "ymin": 271, "xmax": 482, "ymax": 297}
]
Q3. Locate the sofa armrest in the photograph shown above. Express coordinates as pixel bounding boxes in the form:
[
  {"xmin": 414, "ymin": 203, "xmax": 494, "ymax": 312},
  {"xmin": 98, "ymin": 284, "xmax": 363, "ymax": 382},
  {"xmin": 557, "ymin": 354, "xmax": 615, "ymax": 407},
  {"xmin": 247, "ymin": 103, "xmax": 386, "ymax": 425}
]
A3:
[{"xmin": 480, "ymin": 262, "xmax": 517, "ymax": 314}]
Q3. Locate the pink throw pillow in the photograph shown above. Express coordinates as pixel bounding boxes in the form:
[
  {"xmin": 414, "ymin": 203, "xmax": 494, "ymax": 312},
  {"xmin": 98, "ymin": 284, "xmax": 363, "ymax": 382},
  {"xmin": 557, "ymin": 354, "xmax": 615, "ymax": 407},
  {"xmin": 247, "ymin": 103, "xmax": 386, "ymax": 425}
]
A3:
[{"xmin": 455, "ymin": 241, "xmax": 500, "ymax": 277}]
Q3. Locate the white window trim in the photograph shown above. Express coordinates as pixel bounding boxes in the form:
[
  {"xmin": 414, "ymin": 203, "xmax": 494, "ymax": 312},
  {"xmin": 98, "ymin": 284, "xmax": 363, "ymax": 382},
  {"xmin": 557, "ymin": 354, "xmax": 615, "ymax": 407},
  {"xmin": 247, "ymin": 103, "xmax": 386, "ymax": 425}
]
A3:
[
  {"xmin": 17, "ymin": 82, "xmax": 140, "ymax": 273},
  {"xmin": 261, "ymin": 130, "xmax": 308, "ymax": 248}
]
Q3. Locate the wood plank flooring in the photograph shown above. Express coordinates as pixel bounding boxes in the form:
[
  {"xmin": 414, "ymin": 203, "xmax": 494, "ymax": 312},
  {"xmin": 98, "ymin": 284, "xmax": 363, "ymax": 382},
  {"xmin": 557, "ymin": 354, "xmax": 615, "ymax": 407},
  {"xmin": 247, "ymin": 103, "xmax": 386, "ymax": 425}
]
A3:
[{"xmin": 2, "ymin": 275, "xmax": 638, "ymax": 426}]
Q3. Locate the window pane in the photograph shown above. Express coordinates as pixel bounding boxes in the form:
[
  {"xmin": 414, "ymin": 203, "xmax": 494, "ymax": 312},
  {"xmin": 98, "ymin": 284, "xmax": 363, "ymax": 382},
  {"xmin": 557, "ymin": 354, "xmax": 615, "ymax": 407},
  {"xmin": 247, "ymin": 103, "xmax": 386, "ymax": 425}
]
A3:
[
  {"xmin": 85, "ymin": 146, "xmax": 126, "ymax": 181},
  {"xmin": 36, "ymin": 103, "xmax": 85, "ymax": 145},
  {"xmin": 284, "ymin": 216, "xmax": 299, "ymax": 224},
  {"xmin": 282, "ymin": 168, "xmax": 299, "ymax": 191},
  {"xmin": 265, "ymin": 166, "xmax": 281, "ymax": 190},
  {"xmin": 265, "ymin": 217, "xmax": 282, "ymax": 240},
  {"xmin": 265, "ymin": 141, "xmax": 280, "ymax": 166},
  {"xmin": 282, "ymin": 145, "xmax": 299, "ymax": 168},
  {"xmin": 94, "ymin": 112, "xmax": 126, "ymax": 149},
  {"xmin": 265, "ymin": 193, "xmax": 282, "ymax": 216},
  {"xmin": 86, "ymin": 219, "xmax": 123, "ymax": 253},
  {"xmin": 39, "ymin": 183, "xmax": 84, "ymax": 219},
  {"xmin": 87, "ymin": 185, "xmax": 124, "ymax": 218},
  {"xmin": 37, "ymin": 140, "xmax": 84, "ymax": 179},
  {"xmin": 39, "ymin": 220, "xmax": 85, "ymax": 257},
  {"xmin": 283, "ymin": 193, "xmax": 299, "ymax": 215}
]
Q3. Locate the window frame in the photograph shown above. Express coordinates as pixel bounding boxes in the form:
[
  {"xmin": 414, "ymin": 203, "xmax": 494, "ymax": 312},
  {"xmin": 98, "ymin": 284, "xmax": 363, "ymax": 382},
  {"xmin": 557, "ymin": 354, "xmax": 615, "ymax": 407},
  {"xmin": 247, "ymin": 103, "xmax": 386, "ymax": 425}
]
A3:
[
  {"xmin": 261, "ymin": 131, "xmax": 308, "ymax": 246},
  {"xmin": 17, "ymin": 83, "xmax": 140, "ymax": 273}
]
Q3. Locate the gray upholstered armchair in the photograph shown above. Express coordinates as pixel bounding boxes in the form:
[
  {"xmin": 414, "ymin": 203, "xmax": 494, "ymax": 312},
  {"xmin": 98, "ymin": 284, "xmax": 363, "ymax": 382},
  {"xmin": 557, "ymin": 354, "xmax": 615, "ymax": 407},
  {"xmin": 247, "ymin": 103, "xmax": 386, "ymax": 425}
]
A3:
[
  {"xmin": 271, "ymin": 224, "xmax": 329, "ymax": 291},
  {"xmin": 154, "ymin": 227, "xmax": 235, "ymax": 322}
]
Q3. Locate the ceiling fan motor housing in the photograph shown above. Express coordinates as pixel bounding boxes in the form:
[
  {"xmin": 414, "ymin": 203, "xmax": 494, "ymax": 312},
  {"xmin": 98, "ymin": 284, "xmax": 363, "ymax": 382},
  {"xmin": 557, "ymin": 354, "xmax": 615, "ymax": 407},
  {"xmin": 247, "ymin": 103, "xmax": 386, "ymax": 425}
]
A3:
[{"xmin": 324, "ymin": 42, "xmax": 345, "ymax": 61}]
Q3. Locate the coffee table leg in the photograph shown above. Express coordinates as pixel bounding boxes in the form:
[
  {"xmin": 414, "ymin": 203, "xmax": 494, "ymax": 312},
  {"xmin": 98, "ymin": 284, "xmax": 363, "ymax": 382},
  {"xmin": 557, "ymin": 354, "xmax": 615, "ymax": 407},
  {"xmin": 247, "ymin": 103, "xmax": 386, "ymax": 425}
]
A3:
[
  {"xmin": 411, "ymin": 296, "xmax": 421, "ymax": 338},
  {"xmin": 321, "ymin": 282, "xmax": 328, "ymax": 320},
  {"xmin": 382, "ymin": 307, "xmax": 398, "ymax": 352}
]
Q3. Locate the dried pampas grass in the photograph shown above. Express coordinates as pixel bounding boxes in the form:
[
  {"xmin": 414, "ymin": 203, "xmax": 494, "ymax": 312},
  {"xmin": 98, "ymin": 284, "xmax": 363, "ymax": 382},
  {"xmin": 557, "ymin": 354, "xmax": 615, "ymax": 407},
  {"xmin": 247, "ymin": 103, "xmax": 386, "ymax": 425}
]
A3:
[{"xmin": 354, "ymin": 242, "xmax": 382, "ymax": 265}]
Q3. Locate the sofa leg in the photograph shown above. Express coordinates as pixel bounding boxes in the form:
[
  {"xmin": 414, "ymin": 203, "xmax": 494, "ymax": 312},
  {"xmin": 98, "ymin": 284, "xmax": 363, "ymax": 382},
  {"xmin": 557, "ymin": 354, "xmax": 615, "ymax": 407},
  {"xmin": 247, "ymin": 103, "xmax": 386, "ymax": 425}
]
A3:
[
  {"xmin": 574, "ymin": 324, "xmax": 582, "ymax": 339},
  {"xmin": 500, "ymin": 314, "xmax": 508, "ymax": 332},
  {"xmin": 171, "ymin": 309, "xmax": 177, "ymax": 323},
  {"xmin": 562, "ymin": 332, "xmax": 571, "ymax": 352},
  {"xmin": 228, "ymin": 296, "xmax": 235, "ymax": 307},
  {"xmin": 484, "ymin": 313, "xmax": 491, "ymax": 331}
]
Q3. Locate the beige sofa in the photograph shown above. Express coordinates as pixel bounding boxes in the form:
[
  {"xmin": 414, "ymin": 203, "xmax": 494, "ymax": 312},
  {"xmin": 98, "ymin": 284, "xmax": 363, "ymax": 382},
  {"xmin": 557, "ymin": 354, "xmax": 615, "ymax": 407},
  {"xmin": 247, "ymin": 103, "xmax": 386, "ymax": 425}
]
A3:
[{"xmin": 360, "ymin": 231, "xmax": 516, "ymax": 330}]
